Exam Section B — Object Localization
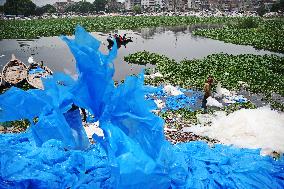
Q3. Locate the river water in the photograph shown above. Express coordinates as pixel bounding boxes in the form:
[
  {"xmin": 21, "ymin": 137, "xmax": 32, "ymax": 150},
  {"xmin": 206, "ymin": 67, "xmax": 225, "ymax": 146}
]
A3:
[{"xmin": 0, "ymin": 25, "xmax": 283, "ymax": 81}]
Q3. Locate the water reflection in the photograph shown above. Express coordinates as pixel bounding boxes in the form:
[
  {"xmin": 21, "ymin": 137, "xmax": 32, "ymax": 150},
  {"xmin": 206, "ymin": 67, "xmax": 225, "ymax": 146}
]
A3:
[
  {"xmin": 138, "ymin": 24, "xmax": 222, "ymax": 39},
  {"xmin": 0, "ymin": 25, "xmax": 283, "ymax": 81}
]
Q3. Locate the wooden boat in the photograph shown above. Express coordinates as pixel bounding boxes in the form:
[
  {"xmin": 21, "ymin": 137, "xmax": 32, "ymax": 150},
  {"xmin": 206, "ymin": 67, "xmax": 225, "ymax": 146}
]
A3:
[
  {"xmin": 26, "ymin": 63, "xmax": 53, "ymax": 89},
  {"xmin": 2, "ymin": 55, "xmax": 28, "ymax": 85}
]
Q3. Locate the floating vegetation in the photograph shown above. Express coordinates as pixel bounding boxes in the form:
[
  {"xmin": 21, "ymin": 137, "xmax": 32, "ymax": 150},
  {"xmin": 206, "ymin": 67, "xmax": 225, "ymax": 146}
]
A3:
[
  {"xmin": 1, "ymin": 16, "xmax": 240, "ymax": 39},
  {"xmin": 124, "ymin": 51, "xmax": 171, "ymax": 65},
  {"xmin": 193, "ymin": 18, "xmax": 284, "ymax": 53},
  {"xmin": 125, "ymin": 52, "xmax": 284, "ymax": 110},
  {"xmin": 126, "ymin": 52, "xmax": 284, "ymax": 96}
]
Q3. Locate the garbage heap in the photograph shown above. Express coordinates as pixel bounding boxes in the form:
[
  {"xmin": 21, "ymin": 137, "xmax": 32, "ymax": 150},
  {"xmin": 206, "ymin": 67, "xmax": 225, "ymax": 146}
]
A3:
[{"xmin": 0, "ymin": 26, "xmax": 283, "ymax": 189}]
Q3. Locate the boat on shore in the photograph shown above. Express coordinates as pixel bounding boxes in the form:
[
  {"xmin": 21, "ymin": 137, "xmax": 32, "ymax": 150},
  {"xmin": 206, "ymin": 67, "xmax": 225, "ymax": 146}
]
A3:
[
  {"xmin": 26, "ymin": 62, "xmax": 53, "ymax": 89},
  {"xmin": 2, "ymin": 55, "xmax": 28, "ymax": 85}
]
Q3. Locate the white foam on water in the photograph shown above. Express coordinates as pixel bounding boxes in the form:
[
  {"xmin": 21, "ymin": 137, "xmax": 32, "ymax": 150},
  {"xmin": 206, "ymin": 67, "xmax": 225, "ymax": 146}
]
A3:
[{"xmin": 183, "ymin": 107, "xmax": 284, "ymax": 155}]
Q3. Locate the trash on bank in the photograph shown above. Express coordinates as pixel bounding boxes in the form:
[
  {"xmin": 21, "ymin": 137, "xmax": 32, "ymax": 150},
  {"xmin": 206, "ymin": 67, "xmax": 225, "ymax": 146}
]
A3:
[
  {"xmin": 0, "ymin": 26, "xmax": 283, "ymax": 188},
  {"xmin": 183, "ymin": 107, "xmax": 284, "ymax": 155}
]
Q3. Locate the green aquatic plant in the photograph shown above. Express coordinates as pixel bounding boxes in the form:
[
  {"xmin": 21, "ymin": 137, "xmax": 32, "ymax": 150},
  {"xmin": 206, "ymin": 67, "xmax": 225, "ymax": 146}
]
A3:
[
  {"xmin": 125, "ymin": 52, "xmax": 284, "ymax": 110},
  {"xmin": 0, "ymin": 16, "xmax": 237, "ymax": 39},
  {"xmin": 193, "ymin": 19, "xmax": 284, "ymax": 53}
]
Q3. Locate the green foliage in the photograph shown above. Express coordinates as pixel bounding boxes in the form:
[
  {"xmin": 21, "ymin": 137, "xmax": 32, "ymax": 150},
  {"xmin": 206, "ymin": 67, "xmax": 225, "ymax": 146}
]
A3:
[
  {"xmin": 35, "ymin": 4, "xmax": 56, "ymax": 15},
  {"xmin": 1, "ymin": 119, "xmax": 30, "ymax": 130},
  {"xmin": 271, "ymin": 0, "xmax": 284, "ymax": 12},
  {"xmin": 65, "ymin": 1, "xmax": 94, "ymax": 13},
  {"xmin": 4, "ymin": 0, "xmax": 36, "ymax": 16},
  {"xmin": 126, "ymin": 52, "xmax": 284, "ymax": 99},
  {"xmin": 133, "ymin": 5, "xmax": 141, "ymax": 14},
  {"xmin": 222, "ymin": 102, "xmax": 256, "ymax": 115},
  {"xmin": 0, "ymin": 16, "xmax": 236, "ymax": 39},
  {"xmin": 193, "ymin": 18, "xmax": 284, "ymax": 53},
  {"xmin": 124, "ymin": 51, "xmax": 171, "ymax": 65},
  {"xmin": 93, "ymin": 0, "xmax": 107, "ymax": 12},
  {"xmin": 257, "ymin": 3, "xmax": 267, "ymax": 17},
  {"xmin": 236, "ymin": 17, "xmax": 259, "ymax": 29}
]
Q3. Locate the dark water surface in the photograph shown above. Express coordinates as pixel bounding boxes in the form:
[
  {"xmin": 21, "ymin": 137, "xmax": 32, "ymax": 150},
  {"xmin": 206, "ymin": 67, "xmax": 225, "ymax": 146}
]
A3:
[{"xmin": 0, "ymin": 25, "xmax": 283, "ymax": 81}]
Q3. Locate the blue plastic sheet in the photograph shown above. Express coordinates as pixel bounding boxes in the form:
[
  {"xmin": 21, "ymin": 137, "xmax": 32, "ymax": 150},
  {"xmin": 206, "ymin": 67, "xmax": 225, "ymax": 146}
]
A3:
[
  {"xmin": 145, "ymin": 86, "xmax": 203, "ymax": 111},
  {"xmin": 0, "ymin": 26, "xmax": 283, "ymax": 189},
  {"xmin": 28, "ymin": 67, "xmax": 46, "ymax": 74}
]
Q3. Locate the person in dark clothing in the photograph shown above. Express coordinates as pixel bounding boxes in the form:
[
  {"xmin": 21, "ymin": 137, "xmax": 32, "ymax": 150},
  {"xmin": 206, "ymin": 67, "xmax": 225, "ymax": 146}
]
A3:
[
  {"xmin": 114, "ymin": 34, "xmax": 122, "ymax": 48},
  {"xmin": 201, "ymin": 76, "xmax": 214, "ymax": 112},
  {"xmin": 107, "ymin": 34, "xmax": 114, "ymax": 50},
  {"xmin": 122, "ymin": 34, "xmax": 127, "ymax": 41}
]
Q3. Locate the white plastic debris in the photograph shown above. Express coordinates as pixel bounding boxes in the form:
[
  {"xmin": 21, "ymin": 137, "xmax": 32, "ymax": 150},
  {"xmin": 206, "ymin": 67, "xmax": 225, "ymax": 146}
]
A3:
[
  {"xmin": 163, "ymin": 85, "xmax": 183, "ymax": 96},
  {"xmin": 84, "ymin": 121, "xmax": 104, "ymax": 138},
  {"xmin": 183, "ymin": 107, "xmax": 284, "ymax": 155},
  {"xmin": 28, "ymin": 56, "xmax": 34, "ymax": 64},
  {"xmin": 147, "ymin": 72, "xmax": 163, "ymax": 79},
  {"xmin": 0, "ymin": 55, "xmax": 5, "ymax": 58},
  {"xmin": 224, "ymin": 95, "xmax": 247, "ymax": 104},
  {"xmin": 206, "ymin": 96, "xmax": 223, "ymax": 108},
  {"xmin": 216, "ymin": 82, "xmax": 231, "ymax": 97},
  {"xmin": 154, "ymin": 99, "xmax": 165, "ymax": 109}
]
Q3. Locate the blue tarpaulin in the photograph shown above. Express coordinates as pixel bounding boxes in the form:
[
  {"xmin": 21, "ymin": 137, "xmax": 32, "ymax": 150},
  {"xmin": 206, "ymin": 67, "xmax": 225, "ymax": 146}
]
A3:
[{"xmin": 0, "ymin": 26, "xmax": 283, "ymax": 189}]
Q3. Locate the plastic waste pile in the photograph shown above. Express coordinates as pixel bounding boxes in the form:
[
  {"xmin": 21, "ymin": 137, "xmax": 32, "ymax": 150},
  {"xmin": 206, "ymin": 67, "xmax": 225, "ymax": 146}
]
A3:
[
  {"xmin": 146, "ymin": 86, "xmax": 202, "ymax": 111},
  {"xmin": 215, "ymin": 82, "xmax": 247, "ymax": 105},
  {"xmin": 0, "ymin": 26, "xmax": 283, "ymax": 189},
  {"xmin": 182, "ymin": 107, "xmax": 284, "ymax": 156},
  {"xmin": 206, "ymin": 96, "xmax": 223, "ymax": 108}
]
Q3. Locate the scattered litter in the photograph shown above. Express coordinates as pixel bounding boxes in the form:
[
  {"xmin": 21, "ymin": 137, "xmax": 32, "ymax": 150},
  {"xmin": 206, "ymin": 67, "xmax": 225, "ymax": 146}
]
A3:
[
  {"xmin": 154, "ymin": 99, "xmax": 165, "ymax": 109},
  {"xmin": 216, "ymin": 82, "xmax": 231, "ymax": 97},
  {"xmin": 163, "ymin": 84, "xmax": 184, "ymax": 96},
  {"xmin": 206, "ymin": 96, "xmax": 223, "ymax": 108},
  {"xmin": 0, "ymin": 26, "xmax": 283, "ymax": 188},
  {"xmin": 145, "ymin": 72, "xmax": 163, "ymax": 79},
  {"xmin": 28, "ymin": 56, "xmax": 34, "ymax": 63}
]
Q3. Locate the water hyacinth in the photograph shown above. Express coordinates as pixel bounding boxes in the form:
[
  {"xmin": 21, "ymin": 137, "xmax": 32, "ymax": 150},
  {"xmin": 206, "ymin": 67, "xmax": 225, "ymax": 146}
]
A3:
[
  {"xmin": 193, "ymin": 19, "xmax": 284, "ymax": 53},
  {"xmin": 126, "ymin": 51, "xmax": 284, "ymax": 99},
  {"xmin": 0, "ymin": 16, "xmax": 249, "ymax": 39}
]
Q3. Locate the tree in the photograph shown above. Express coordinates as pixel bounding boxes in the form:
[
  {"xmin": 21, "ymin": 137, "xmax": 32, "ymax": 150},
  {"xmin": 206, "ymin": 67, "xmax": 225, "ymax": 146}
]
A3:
[
  {"xmin": 133, "ymin": 5, "xmax": 141, "ymax": 14},
  {"xmin": 271, "ymin": 0, "xmax": 284, "ymax": 12},
  {"xmin": 35, "ymin": 4, "xmax": 56, "ymax": 15},
  {"xmin": 93, "ymin": 0, "xmax": 107, "ymax": 12},
  {"xmin": 107, "ymin": 0, "xmax": 121, "ymax": 13},
  {"xmin": 257, "ymin": 3, "xmax": 267, "ymax": 16},
  {"xmin": 4, "ymin": 0, "xmax": 36, "ymax": 16},
  {"xmin": 65, "ymin": 1, "xmax": 94, "ymax": 13}
]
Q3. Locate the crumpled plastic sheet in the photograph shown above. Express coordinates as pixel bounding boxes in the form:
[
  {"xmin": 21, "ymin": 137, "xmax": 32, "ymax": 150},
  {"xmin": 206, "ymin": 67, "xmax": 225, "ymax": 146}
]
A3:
[
  {"xmin": 28, "ymin": 67, "xmax": 46, "ymax": 75},
  {"xmin": 0, "ymin": 26, "xmax": 283, "ymax": 189},
  {"xmin": 145, "ymin": 87, "xmax": 202, "ymax": 111}
]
